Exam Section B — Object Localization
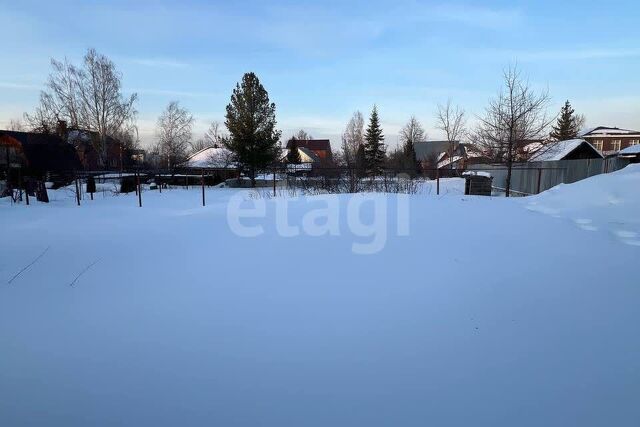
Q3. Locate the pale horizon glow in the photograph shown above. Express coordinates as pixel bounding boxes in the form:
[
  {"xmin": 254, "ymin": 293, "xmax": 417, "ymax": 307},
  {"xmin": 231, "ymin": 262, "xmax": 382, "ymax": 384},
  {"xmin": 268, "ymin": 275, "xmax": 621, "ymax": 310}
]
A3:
[{"xmin": 1, "ymin": 0, "xmax": 639, "ymax": 149}]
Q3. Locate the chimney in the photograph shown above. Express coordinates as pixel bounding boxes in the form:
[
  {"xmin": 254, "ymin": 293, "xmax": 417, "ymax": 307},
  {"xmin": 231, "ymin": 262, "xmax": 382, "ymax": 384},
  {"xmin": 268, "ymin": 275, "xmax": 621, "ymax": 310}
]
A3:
[{"xmin": 56, "ymin": 120, "xmax": 68, "ymax": 139}]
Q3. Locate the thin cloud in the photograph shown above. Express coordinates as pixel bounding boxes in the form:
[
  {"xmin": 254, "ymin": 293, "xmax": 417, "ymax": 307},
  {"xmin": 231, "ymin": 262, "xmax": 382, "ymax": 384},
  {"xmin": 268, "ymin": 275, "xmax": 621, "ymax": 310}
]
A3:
[
  {"xmin": 428, "ymin": 4, "xmax": 523, "ymax": 29},
  {"xmin": 0, "ymin": 82, "xmax": 41, "ymax": 91},
  {"xmin": 129, "ymin": 58, "xmax": 191, "ymax": 68},
  {"xmin": 517, "ymin": 47, "xmax": 640, "ymax": 61},
  {"xmin": 132, "ymin": 88, "xmax": 219, "ymax": 98},
  {"xmin": 473, "ymin": 46, "xmax": 640, "ymax": 62}
]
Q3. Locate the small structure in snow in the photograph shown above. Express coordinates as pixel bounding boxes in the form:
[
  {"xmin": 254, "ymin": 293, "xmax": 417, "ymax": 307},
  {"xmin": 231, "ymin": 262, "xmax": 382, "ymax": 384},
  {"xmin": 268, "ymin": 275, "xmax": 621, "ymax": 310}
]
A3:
[{"xmin": 618, "ymin": 144, "xmax": 640, "ymax": 163}]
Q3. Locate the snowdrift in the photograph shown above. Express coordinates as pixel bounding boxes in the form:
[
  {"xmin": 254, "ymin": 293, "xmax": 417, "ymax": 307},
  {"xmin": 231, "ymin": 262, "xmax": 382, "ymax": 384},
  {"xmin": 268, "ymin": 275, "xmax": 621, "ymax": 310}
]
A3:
[
  {"xmin": 526, "ymin": 164, "xmax": 640, "ymax": 245},
  {"xmin": 1, "ymin": 168, "xmax": 639, "ymax": 426}
]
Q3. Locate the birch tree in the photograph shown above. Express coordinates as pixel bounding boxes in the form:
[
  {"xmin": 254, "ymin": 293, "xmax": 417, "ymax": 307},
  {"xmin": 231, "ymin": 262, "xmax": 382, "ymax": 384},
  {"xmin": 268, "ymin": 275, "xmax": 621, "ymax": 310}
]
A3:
[
  {"xmin": 341, "ymin": 111, "xmax": 364, "ymax": 167},
  {"xmin": 24, "ymin": 48, "xmax": 137, "ymax": 165},
  {"xmin": 156, "ymin": 101, "xmax": 194, "ymax": 170}
]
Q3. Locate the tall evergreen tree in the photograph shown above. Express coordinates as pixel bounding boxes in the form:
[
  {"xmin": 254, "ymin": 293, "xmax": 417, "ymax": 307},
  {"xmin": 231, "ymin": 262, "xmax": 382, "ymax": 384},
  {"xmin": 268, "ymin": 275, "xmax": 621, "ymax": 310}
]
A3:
[
  {"xmin": 224, "ymin": 72, "xmax": 281, "ymax": 187},
  {"xmin": 286, "ymin": 137, "xmax": 302, "ymax": 164},
  {"xmin": 550, "ymin": 100, "xmax": 581, "ymax": 141},
  {"xmin": 364, "ymin": 105, "xmax": 385, "ymax": 176}
]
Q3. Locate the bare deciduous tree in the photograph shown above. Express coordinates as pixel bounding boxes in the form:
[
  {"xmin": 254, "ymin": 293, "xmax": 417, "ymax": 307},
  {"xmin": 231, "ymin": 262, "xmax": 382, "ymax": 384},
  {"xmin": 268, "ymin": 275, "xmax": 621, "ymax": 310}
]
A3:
[
  {"xmin": 8, "ymin": 119, "xmax": 24, "ymax": 131},
  {"xmin": 435, "ymin": 99, "xmax": 466, "ymax": 169},
  {"xmin": 294, "ymin": 129, "xmax": 312, "ymax": 140},
  {"xmin": 474, "ymin": 65, "xmax": 552, "ymax": 196},
  {"xmin": 341, "ymin": 111, "xmax": 364, "ymax": 167},
  {"xmin": 203, "ymin": 120, "xmax": 227, "ymax": 146},
  {"xmin": 399, "ymin": 116, "xmax": 425, "ymax": 174},
  {"xmin": 156, "ymin": 101, "xmax": 194, "ymax": 170},
  {"xmin": 24, "ymin": 49, "xmax": 137, "ymax": 166},
  {"xmin": 400, "ymin": 116, "xmax": 426, "ymax": 146}
]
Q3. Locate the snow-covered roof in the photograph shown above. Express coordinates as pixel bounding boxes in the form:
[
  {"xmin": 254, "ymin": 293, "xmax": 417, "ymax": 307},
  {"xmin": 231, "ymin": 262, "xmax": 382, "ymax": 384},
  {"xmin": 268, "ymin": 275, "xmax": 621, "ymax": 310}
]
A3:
[
  {"xmin": 462, "ymin": 171, "xmax": 491, "ymax": 178},
  {"xmin": 183, "ymin": 146, "xmax": 236, "ymax": 169},
  {"xmin": 529, "ymin": 139, "xmax": 602, "ymax": 161},
  {"xmin": 619, "ymin": 144, "xmax": 640, "ymax": 156},
  {"xmin": 579, "ymin": 126, "xmax": 640, "ymax": 136},
  {"xmin": 281, "ymin": 146, "xmax": 319, "ymax": 164}
]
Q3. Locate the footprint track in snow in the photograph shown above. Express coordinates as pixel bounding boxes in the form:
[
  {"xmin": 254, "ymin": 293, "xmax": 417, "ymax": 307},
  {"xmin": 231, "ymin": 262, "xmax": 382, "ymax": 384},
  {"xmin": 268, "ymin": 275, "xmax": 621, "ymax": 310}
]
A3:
[
  {"xmin": 573, "ymin": 218, "xmax": 599, "ymax": 231},
  {"xmin": 612, "ymin": 230, "xmax": 640, "ymax": 246}
]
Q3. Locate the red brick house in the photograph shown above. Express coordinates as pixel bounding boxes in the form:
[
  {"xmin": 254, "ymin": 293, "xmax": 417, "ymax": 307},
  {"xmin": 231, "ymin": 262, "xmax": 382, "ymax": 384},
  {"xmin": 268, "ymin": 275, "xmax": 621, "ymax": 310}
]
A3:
[{"xmin": 579, "ymin": 126, "xmax": 640, "ymax": 155}]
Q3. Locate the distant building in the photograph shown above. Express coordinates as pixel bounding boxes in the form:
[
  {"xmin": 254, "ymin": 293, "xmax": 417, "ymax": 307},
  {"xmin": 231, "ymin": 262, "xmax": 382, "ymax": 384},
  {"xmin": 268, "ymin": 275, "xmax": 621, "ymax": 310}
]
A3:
[
  {"xmin": 529, "ymin": 139, "xmax": 603, "ymax": 161},
  {"xmin": 579, "ymin": 126, "xmax": 640, "ymax": 155},
  {"xmin": 182, "ymin": 145, "xmax": 235, "ymax": 170},
  {"xmin": 0, "ymin": 129, "xmax": 82, "ymax": 179},
  {"xmin": 285, "ymin": 139, "xmax": 332, "ymax": 164},
  {"xmin": 414, "ymin": 140, "xmax": 467, "ymax": 169},
  {"xmin": 66, "ymin": 129, "xmax": 127, "ymax": 170}
]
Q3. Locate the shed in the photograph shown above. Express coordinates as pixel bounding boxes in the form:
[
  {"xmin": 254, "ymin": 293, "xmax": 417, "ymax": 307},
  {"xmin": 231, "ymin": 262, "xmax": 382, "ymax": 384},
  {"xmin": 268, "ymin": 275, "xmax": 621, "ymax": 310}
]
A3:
[{"xmin": 529, "ymin": 139, "xmax": 603, "ymax": 161}]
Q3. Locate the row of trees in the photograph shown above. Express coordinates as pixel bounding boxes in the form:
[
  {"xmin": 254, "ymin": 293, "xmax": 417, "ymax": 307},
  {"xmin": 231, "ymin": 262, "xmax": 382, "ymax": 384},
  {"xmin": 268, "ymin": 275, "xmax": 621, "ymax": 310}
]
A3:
[
  {"xmin": 24, "ymin": 49, "xmax": 138, "ymax": 164},
  {"xmin": 18, "ymin": 49, "xmax": 587, "ymax": 191}
]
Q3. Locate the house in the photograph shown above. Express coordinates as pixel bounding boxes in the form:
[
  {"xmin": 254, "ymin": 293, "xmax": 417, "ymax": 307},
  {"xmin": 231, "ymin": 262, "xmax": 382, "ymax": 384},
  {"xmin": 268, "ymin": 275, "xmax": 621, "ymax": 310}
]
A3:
[
  {"xmin": 182, "ymin": 145, "xmax": 236, "ymax": 170},
  {"xmin": 285, "ymin": 139, "xmax": 332, "ymax": 164},
  {"xmin": 529, "ymin": 139, "xmax": 603, "ymax": 161},
  {"xmin": 414, "ymin": 140, "xmax": 467, "ymax": 169},
  {"xmin": 66, "ymin": 129, "xmax": 128, "ymax": 170},
  {"xmin": 281, "ymin": 146, "xmax": 319, "ymax": 173},
  {"xmin": 0, "ymin": 130, "xmax": 82, "ymax": 181},
  {"xmin": 579, "ymin": 126, "xmax": 640, "ymax": 155},
  {"xmin": 180, "ymin": 145, "xmax": 238, "ymax": 181}
]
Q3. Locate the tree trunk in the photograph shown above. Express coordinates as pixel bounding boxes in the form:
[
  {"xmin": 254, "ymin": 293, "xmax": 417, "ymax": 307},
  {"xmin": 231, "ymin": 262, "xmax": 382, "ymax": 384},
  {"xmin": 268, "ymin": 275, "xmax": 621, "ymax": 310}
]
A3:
[{"xmin": 505, "ymin": 140, "xmax": 513, "ymax": 197}]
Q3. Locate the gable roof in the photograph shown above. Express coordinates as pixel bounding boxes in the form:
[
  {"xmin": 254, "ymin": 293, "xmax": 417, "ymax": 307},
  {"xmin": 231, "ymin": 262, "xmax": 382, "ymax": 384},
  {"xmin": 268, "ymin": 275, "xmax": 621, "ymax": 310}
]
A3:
[
  {"xmin": 414, "ymin": 140, "xmax": 463, "ymax": 160},
  {"xmin": 182, "ymin": 145, "xmax": 236, "ymax": 169},
  {"xmin": 529, "ymin": 139, "xmax": 603, "ymax": 161},
  {"xmin": 286, "ymin": 139, "xmax": 331, "ymax": 151},
  {"xmin": 281, "ymin": 146, "xmax": 320, "ymax": 163}
]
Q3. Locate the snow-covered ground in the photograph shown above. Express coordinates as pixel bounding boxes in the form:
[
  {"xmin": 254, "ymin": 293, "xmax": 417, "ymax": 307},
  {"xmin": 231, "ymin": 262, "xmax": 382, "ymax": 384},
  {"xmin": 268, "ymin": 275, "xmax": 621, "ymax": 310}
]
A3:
[{"xmin": 1, "ymin": 167, "xmax": 639, "ymax": 426}]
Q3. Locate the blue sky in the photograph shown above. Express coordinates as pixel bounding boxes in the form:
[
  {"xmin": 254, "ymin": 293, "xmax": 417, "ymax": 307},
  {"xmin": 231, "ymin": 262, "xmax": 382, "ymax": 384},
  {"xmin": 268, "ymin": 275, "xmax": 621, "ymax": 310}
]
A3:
[{"xmin": 1, "ymin": 0, "xmax": 639, "ymax": 148}]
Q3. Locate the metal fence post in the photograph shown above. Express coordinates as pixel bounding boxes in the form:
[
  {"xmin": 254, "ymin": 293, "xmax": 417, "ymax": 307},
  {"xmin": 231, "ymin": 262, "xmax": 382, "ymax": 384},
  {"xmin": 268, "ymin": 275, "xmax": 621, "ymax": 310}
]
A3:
[
  {"xmin": 201, "ymin": 169, "xmax": 205, "ymax": 206},
  {"xmin": 536, "ymin": 168, "xmax": 542, "ymax": 194},
  {"xmin": 273, "ymin": 168, "xmax": 276, "ymax": 197},
  {"xmin": 137, "ymin": 173, "xmax": 142, "ymax": 207},
  {"xmin": 436, "ymin": 168, "xmax": 440, "ymax": 195}
]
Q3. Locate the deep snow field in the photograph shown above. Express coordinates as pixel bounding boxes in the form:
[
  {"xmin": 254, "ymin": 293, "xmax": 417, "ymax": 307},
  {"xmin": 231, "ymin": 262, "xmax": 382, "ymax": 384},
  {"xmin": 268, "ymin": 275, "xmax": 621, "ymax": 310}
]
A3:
[{"xmin": 1, "ymin": 167, "xmax": 639, "ymax": 426}]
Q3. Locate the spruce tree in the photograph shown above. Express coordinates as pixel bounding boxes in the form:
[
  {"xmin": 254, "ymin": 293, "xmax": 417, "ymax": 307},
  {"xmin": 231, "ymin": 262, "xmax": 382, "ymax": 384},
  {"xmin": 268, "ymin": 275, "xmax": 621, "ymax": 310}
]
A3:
[
  {"xmin": 403, "ymin": 139, "xmax": 418, "ymax": 176},
  {"xmin": 224, "ymin": 72, "xmax": 281, "ymax": 187},
  {"xmin": 364, "ymin": 105, "xmax": 385, "ymax": 176},
  {"xmin": 550, "ymin": 100, "xmax": 581, "ymax": 141},
  {"xmin": 287, "ymin": 137, "xmax": 302, "ymax": 164}
]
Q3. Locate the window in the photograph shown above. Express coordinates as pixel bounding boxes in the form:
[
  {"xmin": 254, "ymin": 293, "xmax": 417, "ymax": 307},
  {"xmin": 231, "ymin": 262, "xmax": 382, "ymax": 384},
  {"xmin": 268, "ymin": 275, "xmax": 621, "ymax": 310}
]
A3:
[
  {"xmin": 612, "ymin": 140, "xmax": 622, "ymax": 151},
  {"xmin": 593, "ymin": 140, "xmax": 603, "ymax": 151},
  {"xmin": 631, "ymin": 140, "xmax": 639, "ymax": 146}
]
